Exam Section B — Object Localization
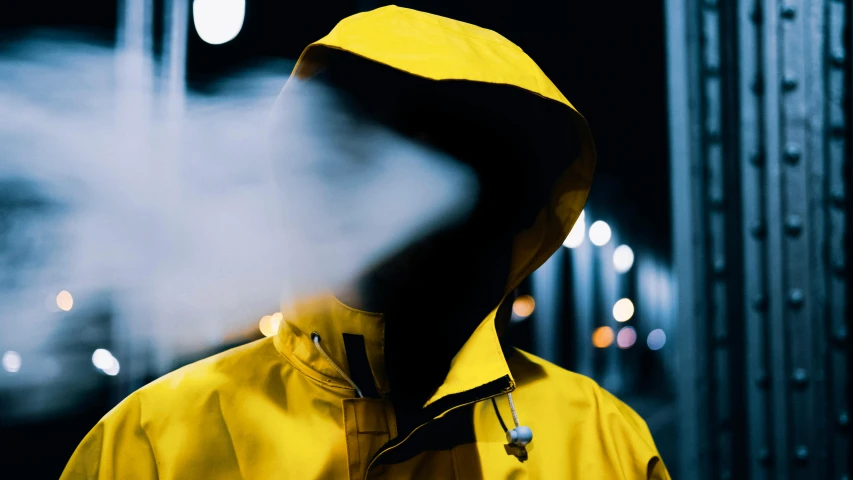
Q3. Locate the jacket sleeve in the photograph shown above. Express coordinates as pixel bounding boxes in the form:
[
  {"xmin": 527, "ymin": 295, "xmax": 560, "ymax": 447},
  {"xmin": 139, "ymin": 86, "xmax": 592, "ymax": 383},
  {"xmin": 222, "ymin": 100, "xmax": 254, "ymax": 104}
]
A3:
[
  {"xmin": 600, "ymin": 387, "xmax": 672, "ymax": 480},
  {"xmin": 60, "ymin": 393, "xmax": 159, "ymax": 480}
]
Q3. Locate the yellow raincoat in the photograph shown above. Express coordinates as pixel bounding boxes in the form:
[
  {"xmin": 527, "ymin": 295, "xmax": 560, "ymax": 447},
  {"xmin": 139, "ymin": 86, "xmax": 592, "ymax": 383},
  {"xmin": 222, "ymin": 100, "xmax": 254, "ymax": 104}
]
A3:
[{"xmin": 62, "ymin": 6, "xmax": 670, "ymax": 479}]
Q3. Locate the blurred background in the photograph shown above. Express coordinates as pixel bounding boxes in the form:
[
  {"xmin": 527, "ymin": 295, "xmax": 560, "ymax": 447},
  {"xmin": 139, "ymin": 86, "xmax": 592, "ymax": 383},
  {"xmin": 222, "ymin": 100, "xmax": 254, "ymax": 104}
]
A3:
[{"xmin": 0, "ymin": 0, "xmax": 849, "ymax": 479}]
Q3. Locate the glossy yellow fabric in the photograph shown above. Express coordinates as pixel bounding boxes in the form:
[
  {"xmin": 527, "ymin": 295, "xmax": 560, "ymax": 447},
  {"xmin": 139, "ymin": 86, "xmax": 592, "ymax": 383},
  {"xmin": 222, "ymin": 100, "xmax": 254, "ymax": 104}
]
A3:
[
  {"xmin": 61, "ymin": 301, "xmax": 669, "ymax": 479},
  {"xmin": 62, "ymin": 6, "xmax": 669, "ymax": 479}
]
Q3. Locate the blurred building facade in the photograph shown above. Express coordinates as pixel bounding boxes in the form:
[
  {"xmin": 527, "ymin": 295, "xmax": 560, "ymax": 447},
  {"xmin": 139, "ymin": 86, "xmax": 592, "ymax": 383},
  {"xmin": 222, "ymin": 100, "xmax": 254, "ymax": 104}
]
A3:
[{"xmin": 666, "ymin": 0, "xmax": 851, "ymax": 478}]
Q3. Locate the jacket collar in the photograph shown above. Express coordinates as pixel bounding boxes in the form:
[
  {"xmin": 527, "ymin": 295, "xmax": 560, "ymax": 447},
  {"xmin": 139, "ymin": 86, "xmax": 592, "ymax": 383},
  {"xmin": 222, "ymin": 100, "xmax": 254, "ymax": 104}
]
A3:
[
  {"xmin": 274, "ymin": 295, "xmax": 390, "ymax": 394},
  {"xmin": 273, "ymin": 294, "xmax": 514, "ymax": 409}
]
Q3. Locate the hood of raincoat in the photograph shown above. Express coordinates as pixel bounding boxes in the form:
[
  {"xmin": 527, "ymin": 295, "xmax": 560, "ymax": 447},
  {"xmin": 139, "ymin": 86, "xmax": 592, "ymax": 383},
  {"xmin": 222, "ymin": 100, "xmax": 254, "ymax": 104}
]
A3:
[
  {"xmin": 287, "ymin": 7, "xmax": 595, "ymax": 292},
  {"xmin": 275, "ymin": 4, "xmax": 595, "ymax": 408}
]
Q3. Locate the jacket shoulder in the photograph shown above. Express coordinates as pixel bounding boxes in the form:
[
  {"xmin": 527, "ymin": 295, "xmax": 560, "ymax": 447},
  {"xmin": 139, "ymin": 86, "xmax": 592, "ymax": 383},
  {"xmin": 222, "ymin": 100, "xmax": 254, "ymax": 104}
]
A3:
[
  {"xmin": 61, "ymin": 338, "xmax": 281, "ymax": 479},
  {"xmin": 61, "ymin": 383, "xmax": 157, "ymax": 479},
  {"xmin": 135, "ymin": 337, "xmax": 281, "ymax": 418},
  {"xmin": 508, "ymin": 349, "xmax": 665, "ymax": 465},
  {"xmin": 142, "ymin": 337, "xmax": 277, "ymax": 393},
  {"xmin": 509, "ymin": 348, "xmax": 645, "ymax": 418},
  {"xmin": 504, "ymin": 349, "xmax": 670, "ymax": 478}
]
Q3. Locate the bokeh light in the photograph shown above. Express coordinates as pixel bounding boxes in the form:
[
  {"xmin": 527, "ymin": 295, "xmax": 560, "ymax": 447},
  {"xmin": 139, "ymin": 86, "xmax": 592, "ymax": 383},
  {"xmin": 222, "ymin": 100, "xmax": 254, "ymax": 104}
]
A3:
[
  {"xmin": 647, "ymin": 329, "xmax": 667, "ymax": 350},
  {"xmin": 103, "ymin": 359, "xmax": 120, "ymax": 376},
  {"xmin": 617, "ymin": 326, "xmax": 637, "ymax": 349},
  {"xmin": 613, "ymin": 245, "xmax": 635, "ymax": 273},
  {"xmin": 563, "ymin": 210, "xmax": 586, "ymax": 248},
  {"xmin": 193, "ymin": 0, "xmax": 246, "ymax": 45},
  {"xmin": 91, "ymin": 349, "xmax": 115, "ymax": 370},
  {"xmin": 56, "ymin": 290, "xmax": 73, "ymax": 311},
  {"xmin": 2, "ymin": 351, "xmax": 22, "ymax": 373},
  {"xmin": 589, "ymin": 220, "xmax": 612, "ymax": 246},
  {"xmin": 592, "ymin": 326, "xmax": 614, "ymax": 348},
  {"xmin": 612, "ymin": 298, "xmax": 635, "ymax": 322},
  {"xmin": 512, "ymin": 295, "xmax": 536, "ymax": 318},
  {"xmin": 259, "ymin": 315, "xmax": 274, "ymax": 337},
  {"xmin": 270, "ymin": 312, "xmax": 283, "ymax": 334}
]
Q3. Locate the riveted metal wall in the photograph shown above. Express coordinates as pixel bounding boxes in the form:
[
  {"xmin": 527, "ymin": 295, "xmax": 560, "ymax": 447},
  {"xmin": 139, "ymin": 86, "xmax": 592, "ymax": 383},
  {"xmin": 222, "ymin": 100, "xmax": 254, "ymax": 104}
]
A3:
[{"xmin": 666, "ymin": 0, "xmax": 850, "ymax": 478}]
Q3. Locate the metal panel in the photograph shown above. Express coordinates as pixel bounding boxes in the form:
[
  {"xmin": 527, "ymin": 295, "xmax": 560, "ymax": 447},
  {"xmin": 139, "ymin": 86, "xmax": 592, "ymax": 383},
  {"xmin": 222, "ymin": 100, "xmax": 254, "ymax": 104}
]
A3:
[{"xmin": 667, "ymin": 0, "xmax": 849, "ymax": 478}]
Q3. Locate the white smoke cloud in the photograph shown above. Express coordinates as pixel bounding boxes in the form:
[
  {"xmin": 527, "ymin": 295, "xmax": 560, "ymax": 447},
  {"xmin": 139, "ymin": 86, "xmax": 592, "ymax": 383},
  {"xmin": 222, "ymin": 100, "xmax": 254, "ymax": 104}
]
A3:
[{"xmin": 0, "ymin": 33, "xmax": 477, "ymax": 407}]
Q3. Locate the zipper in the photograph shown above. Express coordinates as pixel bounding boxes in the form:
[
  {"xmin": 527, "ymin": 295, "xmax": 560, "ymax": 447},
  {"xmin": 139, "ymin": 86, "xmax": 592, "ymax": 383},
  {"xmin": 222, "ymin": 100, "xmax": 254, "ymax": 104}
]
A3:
[{"xmin": 363, "ymin": 386, "xmax": 513, "ymax": 478}]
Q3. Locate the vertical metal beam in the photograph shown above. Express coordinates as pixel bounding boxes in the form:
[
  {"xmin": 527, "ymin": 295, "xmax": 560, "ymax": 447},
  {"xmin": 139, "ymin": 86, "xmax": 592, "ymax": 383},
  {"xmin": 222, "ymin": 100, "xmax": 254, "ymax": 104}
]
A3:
[
  {"xmin": 739, "ymin": 0, "xmax": 774, "ymax": 478},
  {"xmin": 571, "ymin": 242, "xmax": 595, "ymax": 377},
  {"xmin": 720, "ymin": 0, "xmax": 751, "ymax": 474},
  {"xmin": 164, "ymin": 0, "xmax": 188, "ymax": 117},
  {"xmin": 824, "ymin": 0, "xmax": 850, "ymax": 476},
  {"xmin": 701, "ymin": 3, "xmax": 733, "ymax": 476},
  {"xmin": 532, "ymin": 248, "xmax": 563, "ymax": 364},
  {"xmin": 665, "ymin": 0, "xmax": 707, "ymax": 477},
  {"xmin": 760, "ymin": 0, "xmax": 792, "ymax": 476},
  {"xmin": 114, "ymin": 0, "xmax": 156, "ymax": 400},
  {"xmin": 598, "ymin": 242, "xmax": 622, "ymax": 394}
]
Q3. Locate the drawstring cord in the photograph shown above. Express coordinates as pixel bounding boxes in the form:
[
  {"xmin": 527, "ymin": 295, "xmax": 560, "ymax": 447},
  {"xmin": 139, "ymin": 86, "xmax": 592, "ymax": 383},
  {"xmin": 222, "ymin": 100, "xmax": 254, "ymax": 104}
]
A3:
[
  {"xmin": 507, "ymin": 392, "xmax": 521, "ymax": 428},
  {"xmin": 311, "ymin": 332, "xmax": 364, "ymax": 398},
  {"xmin": 493, "ymin": 392, "xmax": 533, "ymax": 461}
]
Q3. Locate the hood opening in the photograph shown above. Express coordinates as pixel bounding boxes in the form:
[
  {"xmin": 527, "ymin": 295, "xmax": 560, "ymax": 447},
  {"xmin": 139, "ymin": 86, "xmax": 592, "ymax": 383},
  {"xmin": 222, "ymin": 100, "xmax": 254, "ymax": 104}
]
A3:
[{"xmin": 307, "ymin": 47, "xmax": 582, "ymax": 287}]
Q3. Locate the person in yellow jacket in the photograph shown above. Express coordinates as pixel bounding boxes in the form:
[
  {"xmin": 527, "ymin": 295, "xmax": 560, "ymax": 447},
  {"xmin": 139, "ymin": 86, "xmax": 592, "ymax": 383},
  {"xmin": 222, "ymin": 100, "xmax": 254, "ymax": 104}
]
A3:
[{"xmin": 62, "ymin": 6, "xmax": 670, "ymax": 479}]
